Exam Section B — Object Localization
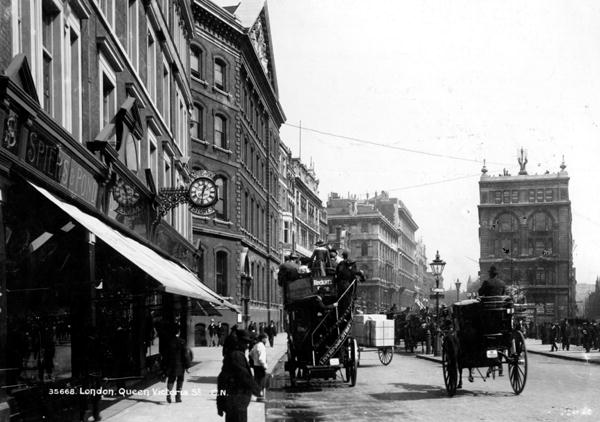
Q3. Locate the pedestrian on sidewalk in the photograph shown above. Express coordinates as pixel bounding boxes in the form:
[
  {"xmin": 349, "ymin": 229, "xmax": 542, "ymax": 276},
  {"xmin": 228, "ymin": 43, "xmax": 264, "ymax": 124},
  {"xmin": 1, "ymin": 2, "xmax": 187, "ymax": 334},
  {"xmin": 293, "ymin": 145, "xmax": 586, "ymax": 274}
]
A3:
[
  {"xmin": 162, "ymin": 324, "xmax": 187, "ymax": 403},
  {"xmin": 561, "ymin": 319, "xmax": 571, "ymax": 351},
  {"xmin": 208, "ymin": 319, "xmax": 218, "ymax": 347},
  {"xmin": 265, "ymin": 320, "xmax": 277, "ymax": 347},
  {"xmin": 250, "ymin": 333, "xmax": 268, "ymax": 401},
  {"xmin": 550, "ymin": 323, "xmax": 559, "ymax": 352},
  {"xmin": 217, "ymin": 329, "xmax": 261, "ymax": 422}
]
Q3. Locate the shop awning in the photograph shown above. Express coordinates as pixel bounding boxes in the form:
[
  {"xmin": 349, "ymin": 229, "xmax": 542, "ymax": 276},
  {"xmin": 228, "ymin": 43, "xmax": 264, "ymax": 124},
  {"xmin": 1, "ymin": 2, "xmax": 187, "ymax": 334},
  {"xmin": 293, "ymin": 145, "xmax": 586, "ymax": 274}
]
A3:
[
  {"xmin": 30, "ymin": 182, "xmax": 239, "ymax": 312},
  {"xmin": 191, "ymin": 300, "xmax": 223, "ymax": 317}
]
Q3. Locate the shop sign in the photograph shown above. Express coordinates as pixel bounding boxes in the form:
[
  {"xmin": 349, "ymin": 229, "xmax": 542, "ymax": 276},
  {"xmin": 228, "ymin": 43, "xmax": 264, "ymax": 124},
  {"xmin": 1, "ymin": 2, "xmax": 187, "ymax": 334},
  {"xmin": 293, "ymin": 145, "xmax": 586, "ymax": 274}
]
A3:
[{"xmin": 25, "ymin": 131, "xmax": 98, "ymax": 206}]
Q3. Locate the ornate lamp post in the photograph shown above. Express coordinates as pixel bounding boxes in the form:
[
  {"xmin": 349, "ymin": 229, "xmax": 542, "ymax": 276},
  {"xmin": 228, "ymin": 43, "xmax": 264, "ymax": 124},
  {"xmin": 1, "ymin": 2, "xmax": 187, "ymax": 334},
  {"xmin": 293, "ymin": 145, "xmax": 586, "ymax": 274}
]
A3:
[
  {"xmin": 455, "ymin": 278, "xmax": 461, "ymax": 302},
  {"xmin": 241, "ymin": 273, "xmax": 253, "ymax": 329},
  {"xmin": 429, "ymin": 250, "xmax": 446, "ymax": 318},
  {"xmin": 429, "ymin": 251, "xmax": 446, "ymax": 356}
]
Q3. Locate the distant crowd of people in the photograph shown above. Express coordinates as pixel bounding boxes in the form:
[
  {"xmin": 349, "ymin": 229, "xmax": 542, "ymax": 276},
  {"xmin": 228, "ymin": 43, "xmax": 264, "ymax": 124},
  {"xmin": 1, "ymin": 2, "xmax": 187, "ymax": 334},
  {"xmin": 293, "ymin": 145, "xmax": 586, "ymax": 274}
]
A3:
[{"xmin": 208, "ymin": 319, "xmax": 278, "ymax": 348}]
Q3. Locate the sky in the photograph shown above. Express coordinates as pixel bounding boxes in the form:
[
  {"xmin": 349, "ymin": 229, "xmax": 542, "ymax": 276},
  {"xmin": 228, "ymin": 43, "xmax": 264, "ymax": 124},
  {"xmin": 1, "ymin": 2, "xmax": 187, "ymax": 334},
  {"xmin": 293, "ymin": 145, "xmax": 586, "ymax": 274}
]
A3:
[{"xmin": 264, "ymin": 0, "xmax": 600, "ymax": 290}]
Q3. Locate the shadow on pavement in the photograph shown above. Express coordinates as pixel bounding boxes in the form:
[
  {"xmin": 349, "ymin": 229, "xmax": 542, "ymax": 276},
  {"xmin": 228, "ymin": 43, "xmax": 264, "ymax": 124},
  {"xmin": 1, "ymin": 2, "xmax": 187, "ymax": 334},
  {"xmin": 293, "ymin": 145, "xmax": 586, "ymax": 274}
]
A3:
[
  {"xmin": 371, "ymin": 383, "xmax": 447, "ymax": 401},
  {"xmin": 186, "ymin": 375, "xmax": 218, "ymax": 384}
]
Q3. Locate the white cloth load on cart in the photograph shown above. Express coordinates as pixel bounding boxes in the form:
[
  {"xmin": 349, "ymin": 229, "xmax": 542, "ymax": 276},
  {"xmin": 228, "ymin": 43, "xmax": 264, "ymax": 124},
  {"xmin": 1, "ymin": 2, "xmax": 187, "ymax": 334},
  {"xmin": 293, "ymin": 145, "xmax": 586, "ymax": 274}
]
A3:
[{"xmin": 351, "ymin": 314, "xmax": 394, "ymax": 347}]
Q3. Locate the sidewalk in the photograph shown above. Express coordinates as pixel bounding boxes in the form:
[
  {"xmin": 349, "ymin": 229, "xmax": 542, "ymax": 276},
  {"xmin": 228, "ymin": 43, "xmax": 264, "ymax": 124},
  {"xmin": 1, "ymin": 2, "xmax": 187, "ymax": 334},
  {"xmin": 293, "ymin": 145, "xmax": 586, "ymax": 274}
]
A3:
[
  {"xmin": 414, "ymin": 338, "xmax": 600, "ymax": 365},
  {"xmin": 95, "ymin": 333, "xmax": 288, "ymax": 422}
]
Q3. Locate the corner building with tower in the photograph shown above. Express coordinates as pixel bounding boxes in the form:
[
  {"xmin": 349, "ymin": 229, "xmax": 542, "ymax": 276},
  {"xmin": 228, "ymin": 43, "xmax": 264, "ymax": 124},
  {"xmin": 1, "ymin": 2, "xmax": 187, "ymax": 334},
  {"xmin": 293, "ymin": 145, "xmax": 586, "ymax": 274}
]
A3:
[{"xmin": 478, "ymin": 152, "xmax": 576, "ymax": 323}]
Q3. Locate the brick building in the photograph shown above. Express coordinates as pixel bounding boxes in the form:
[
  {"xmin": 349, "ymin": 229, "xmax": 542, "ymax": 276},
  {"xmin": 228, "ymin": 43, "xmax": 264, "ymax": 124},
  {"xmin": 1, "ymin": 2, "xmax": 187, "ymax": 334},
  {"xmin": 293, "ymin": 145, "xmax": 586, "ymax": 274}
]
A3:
[
  {"xmin": 190, "ymin": 0, "xmax": 286, "ymax": 331},
  {"xmin": 478, "ymin": 151, "xmax": 576, "ymax": 322}
]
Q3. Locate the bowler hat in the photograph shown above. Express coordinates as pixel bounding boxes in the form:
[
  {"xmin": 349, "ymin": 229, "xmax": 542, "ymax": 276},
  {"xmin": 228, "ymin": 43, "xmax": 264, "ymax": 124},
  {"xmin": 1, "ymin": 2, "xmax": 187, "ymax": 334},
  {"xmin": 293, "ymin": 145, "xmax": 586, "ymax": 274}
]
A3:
[{"xmin": 289, "ymin": 252, "xmax": 299, "ymax": 259}]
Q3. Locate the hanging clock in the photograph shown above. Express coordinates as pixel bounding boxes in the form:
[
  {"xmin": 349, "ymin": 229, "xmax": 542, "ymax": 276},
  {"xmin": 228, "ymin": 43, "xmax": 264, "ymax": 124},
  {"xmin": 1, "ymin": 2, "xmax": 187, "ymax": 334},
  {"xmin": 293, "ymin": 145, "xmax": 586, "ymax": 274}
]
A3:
[
  {"xmin": 188, "ymin": 176, "xmax": 217, "ymax": 207},
  {"xmin": 112, "ymin": 179, "xmax": 140, "ymax": 207}
]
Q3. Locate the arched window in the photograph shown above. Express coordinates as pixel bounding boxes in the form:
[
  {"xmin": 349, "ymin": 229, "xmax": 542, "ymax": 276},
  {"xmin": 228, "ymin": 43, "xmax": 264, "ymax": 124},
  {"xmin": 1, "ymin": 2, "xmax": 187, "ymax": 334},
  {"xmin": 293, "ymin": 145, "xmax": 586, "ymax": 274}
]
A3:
[
  {"xmin": 191, "ymin": 104, "xmax": 203, "ymax": 139},
  {"xmin": 361, "ymin": 242, "xmax": 368, "ymax": 256},
  {"xmin": 191, "ymin": 46, "xmax": 202, "ymax": 79},
  {"xmin": 529, "ymin": 212, "xmax": 552, "ymax": 232},
  {"xmin": 214, "ymin": 114, "xmax": 226, "ymax": 148},
  {"xmin": 215, "ymin": 176, "xmax": 227, "ymax": 220},
  {"xmin": 496, "ymin": 213, "xmax": 518, "ymax": 232},
  {"xmin": 216, "ymin": 251, "xmax": 227, "ymax": 296},
  {"xmin": 214, "ymin": 58, "xmax": 225, "ymax": 90}
]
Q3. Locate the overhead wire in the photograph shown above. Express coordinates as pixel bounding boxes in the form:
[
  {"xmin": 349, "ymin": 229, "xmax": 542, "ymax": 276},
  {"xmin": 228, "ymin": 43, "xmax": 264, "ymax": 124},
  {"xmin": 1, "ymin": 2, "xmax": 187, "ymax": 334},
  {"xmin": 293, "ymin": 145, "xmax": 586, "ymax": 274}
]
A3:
[{"xmin": 283, "ymin": 122, "xmax": 512, "ymax": 166}]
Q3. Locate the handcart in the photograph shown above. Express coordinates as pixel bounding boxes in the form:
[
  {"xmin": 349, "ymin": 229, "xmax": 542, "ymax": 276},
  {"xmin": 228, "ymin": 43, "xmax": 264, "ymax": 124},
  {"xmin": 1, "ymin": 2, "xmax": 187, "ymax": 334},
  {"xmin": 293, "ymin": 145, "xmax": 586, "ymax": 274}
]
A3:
[{"xmin": 352, "ymin": 314, "xmax": 395, "ymax": 365}]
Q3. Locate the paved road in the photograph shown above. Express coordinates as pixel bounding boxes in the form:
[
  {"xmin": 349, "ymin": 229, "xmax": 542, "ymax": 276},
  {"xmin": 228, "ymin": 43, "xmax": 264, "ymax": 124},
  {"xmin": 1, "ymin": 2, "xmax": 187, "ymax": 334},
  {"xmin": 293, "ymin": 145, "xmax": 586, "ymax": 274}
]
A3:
[{"xmin": 266, "ymin": 350, "xmax": 600, "ymax": 421}]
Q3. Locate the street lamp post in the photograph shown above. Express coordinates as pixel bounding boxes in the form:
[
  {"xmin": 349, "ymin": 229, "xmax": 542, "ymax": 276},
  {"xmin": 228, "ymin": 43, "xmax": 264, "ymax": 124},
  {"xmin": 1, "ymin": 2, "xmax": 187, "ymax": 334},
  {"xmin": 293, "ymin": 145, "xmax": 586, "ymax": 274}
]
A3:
[
  {"xmin": 241, "ymin": 272, "xmax": 253, "ymax": 329},
  {"xmin": 429, "ymin": 250, "xmax": 446, "ymax": 319},
  {"xmin": 455, "ymin": 278, "xmax": 461, "ymax": 302},
  {"xmin": 429, "ymin": 251, "xmax": 446, "ymax": 356}
]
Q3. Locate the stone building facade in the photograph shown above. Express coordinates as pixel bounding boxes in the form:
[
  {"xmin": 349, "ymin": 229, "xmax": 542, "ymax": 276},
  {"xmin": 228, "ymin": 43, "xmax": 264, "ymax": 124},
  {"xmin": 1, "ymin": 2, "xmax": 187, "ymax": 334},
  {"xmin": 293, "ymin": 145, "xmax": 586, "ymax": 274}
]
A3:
[
  {"xmin": 326, "ymin": 191, "xmax": 421, "ymax": 313},
  {"xmin": 478, "ymin": 152, "xmax": 576, "ymax": 322}
]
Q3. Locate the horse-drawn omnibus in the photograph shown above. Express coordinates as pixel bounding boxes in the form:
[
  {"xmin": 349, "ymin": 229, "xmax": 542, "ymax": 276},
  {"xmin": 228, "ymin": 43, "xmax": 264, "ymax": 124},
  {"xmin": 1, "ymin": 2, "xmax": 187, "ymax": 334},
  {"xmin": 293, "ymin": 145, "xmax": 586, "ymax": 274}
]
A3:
[{"xmin": 281, "ymin": 249, "xmax": 362, "ymax": 387}]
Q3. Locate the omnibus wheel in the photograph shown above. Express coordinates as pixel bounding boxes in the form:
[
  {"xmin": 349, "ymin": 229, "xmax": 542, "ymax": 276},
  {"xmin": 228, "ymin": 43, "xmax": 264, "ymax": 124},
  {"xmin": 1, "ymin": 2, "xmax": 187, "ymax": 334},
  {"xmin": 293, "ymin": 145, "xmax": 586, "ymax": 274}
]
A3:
[{"xmin": 346, "ymin": 337, "xmax": 358, "ymax": 387}]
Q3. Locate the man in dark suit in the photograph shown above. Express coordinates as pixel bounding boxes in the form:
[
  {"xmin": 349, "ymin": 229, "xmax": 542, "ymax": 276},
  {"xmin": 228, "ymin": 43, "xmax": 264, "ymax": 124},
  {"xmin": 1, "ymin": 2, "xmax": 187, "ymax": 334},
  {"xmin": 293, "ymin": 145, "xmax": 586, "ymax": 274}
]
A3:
[
  {"xmin": 218, "ymin": 329, "xmax": 261, "ymax": 422},
  {"xmin": 478, "ymin": 266, "xmax": 506, "ymax": 296}
]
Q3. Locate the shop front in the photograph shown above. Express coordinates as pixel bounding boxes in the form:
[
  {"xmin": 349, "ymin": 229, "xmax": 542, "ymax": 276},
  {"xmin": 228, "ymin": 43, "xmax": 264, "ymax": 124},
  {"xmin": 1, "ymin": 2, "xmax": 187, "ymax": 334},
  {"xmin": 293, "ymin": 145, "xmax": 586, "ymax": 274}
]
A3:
[{"xmin": 0, "ymin": 56, "xmax": 235, "ymax": 420}]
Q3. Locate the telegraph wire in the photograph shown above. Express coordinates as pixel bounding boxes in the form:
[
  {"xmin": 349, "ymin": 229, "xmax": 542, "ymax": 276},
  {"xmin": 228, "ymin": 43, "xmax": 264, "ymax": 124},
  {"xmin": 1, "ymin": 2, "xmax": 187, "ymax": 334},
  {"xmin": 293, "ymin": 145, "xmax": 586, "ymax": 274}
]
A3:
[
  {"xmin": 283, "ymin": 122, "xmax": 511, "ymax": 166},
  {"xmin": 384, "ymin": 173, "xmax": 480, "ymax": 192}
]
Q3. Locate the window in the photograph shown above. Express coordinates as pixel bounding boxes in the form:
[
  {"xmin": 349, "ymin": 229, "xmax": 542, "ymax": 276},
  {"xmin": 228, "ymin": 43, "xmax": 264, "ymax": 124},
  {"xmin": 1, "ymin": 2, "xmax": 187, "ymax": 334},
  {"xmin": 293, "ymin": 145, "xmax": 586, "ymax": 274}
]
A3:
[
  {"xmin": 494, "ymin": 191, "xmax": 502, "ymax": 204},
  {"xmin": 537, "ymin": 189, "xmax": 544, "ymax": 202},
  {"xmin": 361, "ymin": 222, "xmax": 368, "ymax": 233},
  {"xmin": 163, "ymin": 152, "xmax": 172, "ymax": 188},
  {"xmin": 244, "ymin": 191, "xmax": 249, "ymax": 229},
  {"xmin": 361, "ymin": 242, "xmax": 368, "ymax": 256},
  {"xmin": 64, "ymin": 16, "xmax": 81, "ymax": 141},
  {"xmin": 214, "ymin": 115, "xmax": 226, "ymax": 148},
  {"xmin": 215, "ymin": 176, "xmax": 227, "ymax": 220},
  {"xmin": 148, "ymin": 132, "xmax": 158, "ymax": 184},
  {"xmin": 530, "ymin": 212, "xmax": 551, "ymax": 232},
  {"xmin": 99, "ymin": 57, "xmax": 116, "ymax": 130},
  {"xmin": 147, "ymin": 24, "xmax": 157, "ymax": 102},
  {"xmin": 214, "ymin": 59, "xmax": 225, "ymax": 90},
  {"xmin": 41, "ymin": 6, "xmax": 58, "ymax": 116},
  {"xmin": 191, "ymin": 104, "xmax": 203, "ymax": 139},
  {"xmin": 127, "ymin": 0, "xmax": 139, "ymax": 70},
  {"xmin": 162, "ymin": 58, "xmax": 170, "ymax": 126},
  {"xmin": 175, "ymin": 90, "xmax": 187, "ymax": 155},
  {"xmin": 503, "ymin": 190, "xmax": 510, "ymax": 203},
  {"xmin": 284, "ymin": 221, "xmax": 290, "ymax": 243},
  {"xmin": 497, "ymin": 214, "xmax": 517, "ymax": 232},
  {"xmin": 511, "ymin": 190, "xmax": 519, "ymax": 203},
  {"xmin": 98, "ymin": 0, "xmax": 115, "ymax": 26},
  {"xmin": 191, "ymin": 46, "xmax": 202, "ymax": 79},
  {"xmin": 528, "ymin": 190, "xmax": 536, "ymax": 203},
  {"xmin": 545, "ymin": 189, "xmax": 553, "ymax": 202},
  {"xmin": 216, "ymin": 251, "xmax": 227, "ymax": 296},
  {"xmin": 163, "ymin": 153, "xmax": 172, "ymax": 223}
]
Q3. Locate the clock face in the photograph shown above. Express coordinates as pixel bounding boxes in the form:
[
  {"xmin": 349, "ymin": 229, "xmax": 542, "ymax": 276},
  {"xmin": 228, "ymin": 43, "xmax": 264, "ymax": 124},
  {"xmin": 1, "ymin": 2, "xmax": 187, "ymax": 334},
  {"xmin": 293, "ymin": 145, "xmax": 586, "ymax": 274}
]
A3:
[{"xmin": 189, "ymin": 177, "xmax": 217, "ymax": 207}]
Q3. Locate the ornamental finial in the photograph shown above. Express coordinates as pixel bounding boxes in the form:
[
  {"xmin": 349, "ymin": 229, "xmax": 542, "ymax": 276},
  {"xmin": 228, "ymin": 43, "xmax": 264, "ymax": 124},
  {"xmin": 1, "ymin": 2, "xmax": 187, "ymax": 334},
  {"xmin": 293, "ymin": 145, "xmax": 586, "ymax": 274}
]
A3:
[
  {"xmin": 518, "ymin": 147, "xmax": 528, "ymax": 175},
  {"xmin": 560, "ymin": 155, "xmax": 566, "ymax": 171}
]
